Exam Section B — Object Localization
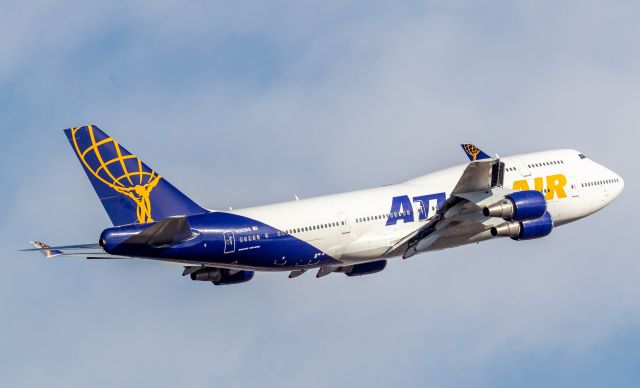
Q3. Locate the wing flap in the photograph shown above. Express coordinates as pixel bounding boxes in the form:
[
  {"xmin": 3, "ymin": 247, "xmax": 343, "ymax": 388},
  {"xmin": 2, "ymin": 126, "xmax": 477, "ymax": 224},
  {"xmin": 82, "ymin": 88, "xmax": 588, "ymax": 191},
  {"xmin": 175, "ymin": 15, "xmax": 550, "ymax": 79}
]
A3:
[{"xmin": 403, "ymin": 188, "xmax": 514, "ymax": 258}]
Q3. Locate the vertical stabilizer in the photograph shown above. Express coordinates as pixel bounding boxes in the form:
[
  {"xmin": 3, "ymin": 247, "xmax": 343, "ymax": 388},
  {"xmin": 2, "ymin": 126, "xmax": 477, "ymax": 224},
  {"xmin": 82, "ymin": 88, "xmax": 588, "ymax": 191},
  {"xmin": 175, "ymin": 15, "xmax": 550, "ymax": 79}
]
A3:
[{"xmin": 64, "ymin": 125, "xmax": 206, "ymax": 226}]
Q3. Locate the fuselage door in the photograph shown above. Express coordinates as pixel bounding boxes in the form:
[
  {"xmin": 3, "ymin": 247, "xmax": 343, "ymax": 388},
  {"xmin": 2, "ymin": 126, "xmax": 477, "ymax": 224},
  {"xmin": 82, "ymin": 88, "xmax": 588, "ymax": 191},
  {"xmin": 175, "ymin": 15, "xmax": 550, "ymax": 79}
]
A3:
[
  {"xmin": 223, "ymin": 231, "xmax": 235, "ymax": 254},
  {"xmin": 414, "ymin": 200, "xmax": 427, "ymax": 222},
  {"xmin": 338, "ymin": 213, "xmax": 350, "ymax": 234},
  {"xmin": 569, "ymin": 176, "xmax": 580, "ymax": 197}
]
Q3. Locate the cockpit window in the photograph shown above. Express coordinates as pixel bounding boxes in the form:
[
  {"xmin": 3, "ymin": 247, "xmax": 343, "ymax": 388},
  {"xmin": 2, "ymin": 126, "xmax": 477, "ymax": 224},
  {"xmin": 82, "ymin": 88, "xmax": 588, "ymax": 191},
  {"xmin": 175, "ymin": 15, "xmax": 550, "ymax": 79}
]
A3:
[{"xmin": 578, "ymin": 153, "xmax": 587, "ymax": 159}]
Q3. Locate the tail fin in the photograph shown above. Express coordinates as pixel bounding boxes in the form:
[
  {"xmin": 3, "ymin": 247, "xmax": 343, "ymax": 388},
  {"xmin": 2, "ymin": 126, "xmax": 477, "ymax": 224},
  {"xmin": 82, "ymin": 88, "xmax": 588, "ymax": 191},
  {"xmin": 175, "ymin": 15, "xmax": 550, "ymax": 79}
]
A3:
[
  {"xmin": 64, "ymin": 125, "xmax": 206, "ymax": 226},
  {"xmin": 461, "ymin": 144, "xmax": 491, "ymax": 161}
]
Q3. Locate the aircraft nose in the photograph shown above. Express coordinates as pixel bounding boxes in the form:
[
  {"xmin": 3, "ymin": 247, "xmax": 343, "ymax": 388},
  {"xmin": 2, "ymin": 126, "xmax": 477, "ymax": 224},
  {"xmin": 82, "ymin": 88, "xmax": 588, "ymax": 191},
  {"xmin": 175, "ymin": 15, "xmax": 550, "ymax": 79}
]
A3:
[
  {"xmin": 618, "ymin": 173, "xmax": 625, "ymax": 192},
  {"xmin": 610, "ymin": 169, "xmax": 624, "ymax": 199}
]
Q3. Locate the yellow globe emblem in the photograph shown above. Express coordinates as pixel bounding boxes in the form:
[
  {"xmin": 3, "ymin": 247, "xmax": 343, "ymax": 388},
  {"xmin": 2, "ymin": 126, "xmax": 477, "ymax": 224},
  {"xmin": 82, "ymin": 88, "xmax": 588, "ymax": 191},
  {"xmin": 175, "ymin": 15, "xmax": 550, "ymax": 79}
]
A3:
[
  {"xmin": 71, "ymin": 126, "xmax": 161, "ymax": 224},
  {"xmin": 463, "ymin": 144, "xmax": 481, "ymax": 161}
]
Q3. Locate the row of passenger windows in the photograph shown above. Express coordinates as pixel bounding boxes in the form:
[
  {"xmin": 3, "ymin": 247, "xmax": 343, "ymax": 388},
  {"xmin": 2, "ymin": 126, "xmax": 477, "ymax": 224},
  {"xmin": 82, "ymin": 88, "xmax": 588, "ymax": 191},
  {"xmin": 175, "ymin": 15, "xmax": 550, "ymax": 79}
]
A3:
[
  {"xmin": 277, "ymin": 221, "xmax": 346, "ymax": 236},
  {"xmin": 239, "ymin": 209, "xmax": 417, "ymax": 244},
  {"xmin": 528, "ymin": 160, "xmax": 564, "ymax": 169},
  {"xmin": 239, "ymin": 234, "xmax": 261, "ymax": 243},
  {"xmin": 582, "ymin": 178, "xmax": 620, "ymax": 187},
  {"xmin": 503, "ymin": 160, "xmax": 565, "ymax": 172},
  {"xmin": 239, "ymin": 221, "xmax": 347, "ymax": 243},
  {"xmin": 355, "ymin": 210, "xmax": 412, "ymax": 224}
]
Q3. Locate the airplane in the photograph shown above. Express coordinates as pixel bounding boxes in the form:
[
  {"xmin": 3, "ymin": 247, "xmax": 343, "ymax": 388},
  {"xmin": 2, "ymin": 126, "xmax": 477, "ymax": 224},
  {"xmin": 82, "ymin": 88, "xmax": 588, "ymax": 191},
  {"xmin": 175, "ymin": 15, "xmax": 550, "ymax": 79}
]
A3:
[{"xmin": 24, "ymin": 125, "xmax": 624, "ymax": 285}]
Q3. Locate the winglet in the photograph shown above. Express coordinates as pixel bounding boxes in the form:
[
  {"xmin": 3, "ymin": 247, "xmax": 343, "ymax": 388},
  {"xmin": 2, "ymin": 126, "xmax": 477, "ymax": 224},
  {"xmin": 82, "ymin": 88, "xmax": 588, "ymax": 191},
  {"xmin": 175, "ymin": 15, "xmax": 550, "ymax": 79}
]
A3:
[
  {"xmin": 461, "ymin": 144, "xmax": 491, "ymax": 161},
  {"xmin": 30, "ymin": 241, "xmax": 63, "ymax": 258}
]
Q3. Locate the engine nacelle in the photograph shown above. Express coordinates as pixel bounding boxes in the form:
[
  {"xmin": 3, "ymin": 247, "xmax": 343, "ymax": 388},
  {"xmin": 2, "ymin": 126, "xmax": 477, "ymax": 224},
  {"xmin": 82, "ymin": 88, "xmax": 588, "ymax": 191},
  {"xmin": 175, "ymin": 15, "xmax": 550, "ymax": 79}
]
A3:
[
  {"xmin": 191, "ymin": 268, "xmax": 255, "ymax": 285},
  {"xmin": 491, "ymin": 211, "xmax": 554, "ymax": 241},
  {"xmin": 483, "ymin": 190, "xmax": 547, "ymax": 221},
  {"xmin": 342, "ymin": 260, "xmax": 387, "ymax": 277}
]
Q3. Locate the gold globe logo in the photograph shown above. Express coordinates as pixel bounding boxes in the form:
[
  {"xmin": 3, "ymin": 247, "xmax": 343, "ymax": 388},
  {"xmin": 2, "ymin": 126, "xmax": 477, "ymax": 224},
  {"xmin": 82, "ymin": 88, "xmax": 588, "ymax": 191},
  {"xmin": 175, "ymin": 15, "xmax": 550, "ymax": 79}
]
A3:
[
  {"xmin": 463, "ymin": 144, "xmax": 481, "ymax": 161},
  {"xmin": 71, "ymin": 126, "xmax": 161, "ymax": 224}
]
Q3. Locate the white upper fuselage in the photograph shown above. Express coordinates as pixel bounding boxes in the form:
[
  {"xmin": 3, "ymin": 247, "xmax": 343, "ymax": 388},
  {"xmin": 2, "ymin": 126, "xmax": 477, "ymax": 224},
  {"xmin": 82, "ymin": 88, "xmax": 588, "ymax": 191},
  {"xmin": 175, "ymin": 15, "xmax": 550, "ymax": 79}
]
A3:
[{"xmin": 227, "ymin": 149, "xmax": 623, "ymax": 266}]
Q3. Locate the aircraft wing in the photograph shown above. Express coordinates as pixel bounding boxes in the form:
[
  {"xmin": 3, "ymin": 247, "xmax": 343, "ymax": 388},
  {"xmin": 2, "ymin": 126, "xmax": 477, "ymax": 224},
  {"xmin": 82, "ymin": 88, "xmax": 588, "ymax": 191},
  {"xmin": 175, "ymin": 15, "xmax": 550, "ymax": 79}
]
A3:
[{"xmin": 390, "ymin": 146, "xmax": 513, "ymax": 257}]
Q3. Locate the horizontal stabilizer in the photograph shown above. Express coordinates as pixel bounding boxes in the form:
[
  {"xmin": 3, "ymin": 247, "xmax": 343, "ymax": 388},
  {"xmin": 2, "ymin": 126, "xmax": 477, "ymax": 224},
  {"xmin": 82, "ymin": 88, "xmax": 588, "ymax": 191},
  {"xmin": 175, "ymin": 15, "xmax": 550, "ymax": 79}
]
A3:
[
  {"xmin": 86, "ymin": 255, "xmax": 132, "ymax": 260},
  {"xmin": 28, "ymin": 241, "xmax": 63, "ymax": 258},
  {"xmin": 23, "ymin": 242, "xmax": 102, "ymax": 253},
  {"xmin": 123, "ymin": 216, "xmax": 196, "ymax": 247}
]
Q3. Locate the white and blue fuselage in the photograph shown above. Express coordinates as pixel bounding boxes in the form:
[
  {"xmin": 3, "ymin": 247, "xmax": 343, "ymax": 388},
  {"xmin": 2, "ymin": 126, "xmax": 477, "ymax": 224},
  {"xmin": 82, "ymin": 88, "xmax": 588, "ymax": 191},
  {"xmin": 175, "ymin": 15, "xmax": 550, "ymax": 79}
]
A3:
[
  {"xmin": 103, "ymin": 149, "xmax": 623, "ymax": 273},
  {"xmin": 30, "ymin": 126, "xmax": 624, "ymax": 285}
]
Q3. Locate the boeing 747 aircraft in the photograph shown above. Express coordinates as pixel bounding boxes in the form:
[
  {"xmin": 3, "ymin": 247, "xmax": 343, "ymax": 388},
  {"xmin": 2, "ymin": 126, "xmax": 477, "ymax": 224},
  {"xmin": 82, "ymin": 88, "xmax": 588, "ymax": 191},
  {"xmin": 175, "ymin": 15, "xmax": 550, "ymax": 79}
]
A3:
[{"xmin": 25, "ymin": 126, "xmax": 624, "ymax": 285}]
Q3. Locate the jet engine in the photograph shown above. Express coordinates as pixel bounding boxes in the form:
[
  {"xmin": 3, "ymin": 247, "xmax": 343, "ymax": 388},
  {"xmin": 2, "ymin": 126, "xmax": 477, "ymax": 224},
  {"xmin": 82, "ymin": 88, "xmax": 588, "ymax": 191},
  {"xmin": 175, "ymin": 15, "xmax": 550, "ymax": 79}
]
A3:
[
  {"xmin": 483, "ymin": 190, "xmax": 547, "ymax": 221},
  {"xmin": 342, "ymin": 260, "xmax": 387, "ymax": 277},
  {"xmin": 491, "ymin": 211, "xmax": 554, "ymax": 241},
  {"xmin": 191, "ymin": 268, "xmax": 255, "ymax": 285}
]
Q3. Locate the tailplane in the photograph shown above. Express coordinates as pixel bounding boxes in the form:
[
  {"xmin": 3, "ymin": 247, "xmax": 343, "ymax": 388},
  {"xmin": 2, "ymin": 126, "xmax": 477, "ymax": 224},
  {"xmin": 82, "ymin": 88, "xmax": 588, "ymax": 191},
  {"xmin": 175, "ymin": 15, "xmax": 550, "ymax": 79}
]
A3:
[
  {"xmin": 64, "ymin": 125, "xmax": 206, "ymax": 226},
  {"xmin": 30, "ymin": 241, "xmax": 63, "ymax": 258}
]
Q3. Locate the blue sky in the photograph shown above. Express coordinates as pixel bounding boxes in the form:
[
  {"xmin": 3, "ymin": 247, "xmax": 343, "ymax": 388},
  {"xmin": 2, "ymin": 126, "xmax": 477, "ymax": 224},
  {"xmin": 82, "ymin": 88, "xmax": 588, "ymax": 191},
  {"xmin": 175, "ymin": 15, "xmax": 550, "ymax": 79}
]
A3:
[{"xmin": 1, "ymin": 1, "xmax": 639, "ymax": 387}]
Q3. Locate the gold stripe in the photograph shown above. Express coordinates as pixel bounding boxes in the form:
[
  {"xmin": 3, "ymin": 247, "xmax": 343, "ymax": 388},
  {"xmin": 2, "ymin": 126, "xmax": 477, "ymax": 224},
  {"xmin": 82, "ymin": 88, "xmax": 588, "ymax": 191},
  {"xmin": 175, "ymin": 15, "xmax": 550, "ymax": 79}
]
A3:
[
  {"xmin": 80, "ymin": 137, "xmax": 113, "ymax": 159},
  {"xmin": 114, "ymin": 170, "xmax": 155, "ymax": 185},
  {"xmin": 87, "ymin": 126, "xmax": 125, "ymax": 188},
  {"xmin": 95, "ymin": 154, "xmax": 137, "ymax": 176},
  {"xmin": 113, "ymin": 140, "xmax": 134, "ymax": 186},
  {"xmin": 72, "ymin": 127, "xmax": 121, "ymax": 189}
]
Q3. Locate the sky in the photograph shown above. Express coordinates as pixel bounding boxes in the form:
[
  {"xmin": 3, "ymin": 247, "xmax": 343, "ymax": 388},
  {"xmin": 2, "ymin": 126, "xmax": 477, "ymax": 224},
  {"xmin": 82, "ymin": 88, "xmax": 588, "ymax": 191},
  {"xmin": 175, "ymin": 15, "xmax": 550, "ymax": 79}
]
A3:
[{"xmin": 1, "ymin": 0, "xmax": 639, "ymax": 387}]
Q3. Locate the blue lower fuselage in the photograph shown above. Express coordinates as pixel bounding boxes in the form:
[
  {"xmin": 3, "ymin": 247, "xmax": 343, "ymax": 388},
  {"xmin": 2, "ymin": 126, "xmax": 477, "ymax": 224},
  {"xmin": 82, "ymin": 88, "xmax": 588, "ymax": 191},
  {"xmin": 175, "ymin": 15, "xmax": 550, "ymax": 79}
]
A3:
[{"xmin": 102, "ymin": 212, "xmax": 341, "ymax": 270}]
